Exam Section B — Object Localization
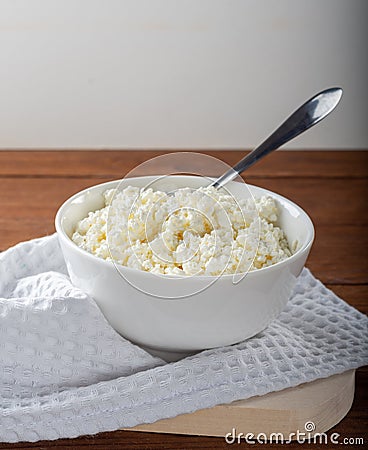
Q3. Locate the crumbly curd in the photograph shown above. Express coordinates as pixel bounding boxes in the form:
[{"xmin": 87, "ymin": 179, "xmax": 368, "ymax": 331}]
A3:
[{"xmin": 72, "ymin": 186, "xmax": 292, "ymax": 276}]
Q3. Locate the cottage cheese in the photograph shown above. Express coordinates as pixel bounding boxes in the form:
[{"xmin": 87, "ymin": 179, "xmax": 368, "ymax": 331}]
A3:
[{"xmin": 72, "ymin": 186, "xmax": 292, "ymax": 276}]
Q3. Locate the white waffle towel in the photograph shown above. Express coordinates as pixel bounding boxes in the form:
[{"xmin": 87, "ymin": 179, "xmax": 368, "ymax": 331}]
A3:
[{"xmin": 1, "ymin": 235, "xmax": 367, "ymax": 442}]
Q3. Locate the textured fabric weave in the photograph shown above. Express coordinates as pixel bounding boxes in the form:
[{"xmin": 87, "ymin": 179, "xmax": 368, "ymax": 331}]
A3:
[{"xmin": 0, "ymin": 235, "xmax": 367, "ymax": 443}]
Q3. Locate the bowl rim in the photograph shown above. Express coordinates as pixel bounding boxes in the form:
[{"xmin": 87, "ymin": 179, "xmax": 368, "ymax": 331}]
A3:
[{"xmin": 55, "ymin": 176, "xmax": 315, "ymax": 280}]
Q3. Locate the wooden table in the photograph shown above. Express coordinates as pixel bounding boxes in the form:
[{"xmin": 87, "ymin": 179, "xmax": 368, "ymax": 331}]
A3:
[{"xmin": 0, "ymin": 150, "xmax": 367, "ymax": 449}]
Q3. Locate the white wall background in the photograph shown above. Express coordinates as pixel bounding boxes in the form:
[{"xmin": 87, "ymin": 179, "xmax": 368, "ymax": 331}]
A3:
[{"xmin": 0, "ymin": 0, "xmax": 367, "ymax": 149}]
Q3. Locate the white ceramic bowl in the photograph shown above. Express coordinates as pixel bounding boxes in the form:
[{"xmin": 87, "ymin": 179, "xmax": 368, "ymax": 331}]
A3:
[{"xmin": 55, "ymin": 176, "xmax": 314, "ymax": 356}]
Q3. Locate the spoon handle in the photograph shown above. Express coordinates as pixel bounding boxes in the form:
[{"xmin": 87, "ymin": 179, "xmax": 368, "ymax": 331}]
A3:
[{"xmin": 211, "ymin": 87, "xmax": 343, "ymax": 189}]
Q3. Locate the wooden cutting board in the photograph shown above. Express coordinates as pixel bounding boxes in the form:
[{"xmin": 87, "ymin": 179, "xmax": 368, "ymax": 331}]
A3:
[{"xmin": 125, "ymin": 370, "xmax": 355, "ymax": 438}]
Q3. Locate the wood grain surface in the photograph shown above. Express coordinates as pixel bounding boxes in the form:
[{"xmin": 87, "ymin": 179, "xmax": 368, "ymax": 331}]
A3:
[
  {"xmin": 0, "ymin": 150, "xmax": 367, "ymax": 449},
  {"xmin": 129, "ymin": 370, "xmax": 356, "ymax": 437}
]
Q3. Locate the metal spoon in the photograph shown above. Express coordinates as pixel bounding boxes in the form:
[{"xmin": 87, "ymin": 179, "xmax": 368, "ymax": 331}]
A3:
[{"xmin": 210, "ymin": 87, "xmax": 343, "ymax": 189}]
